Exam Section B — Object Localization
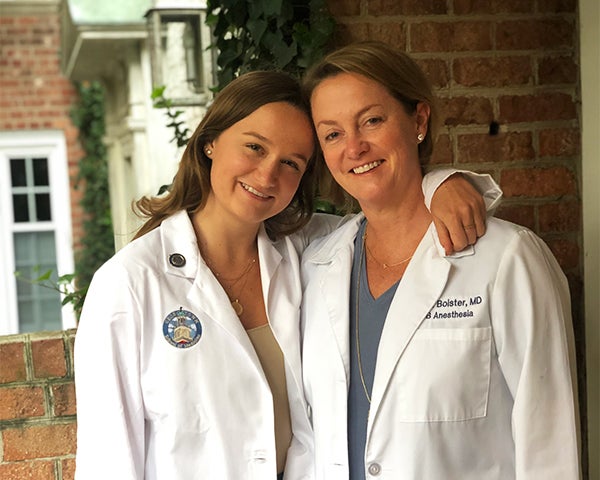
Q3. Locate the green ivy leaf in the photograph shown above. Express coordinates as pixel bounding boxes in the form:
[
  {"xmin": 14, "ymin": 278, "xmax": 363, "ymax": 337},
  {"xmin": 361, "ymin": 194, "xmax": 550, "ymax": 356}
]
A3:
[
  {"xmin": 205, "ymin": 11, "xmax": 218, "ymax": 27},
  {"xmin": 36, "ymin": 270, "xmax": 53, "ymax": 282},
  {"xmin": 151, "ymin": 86, "xmax": 166, "ymax": 99},
  {"xmin": 247, "ymin": 18, "xmax": 268, "ymax": 43},
  {"xmin": 262, "ymin": 31, "xmax": 297, "ymax": 68},
  {"xmin": 261, "ymin": 0, "xmax": 283, "ymax": 17},
  {"xmin": 218, "ymin": 44, "xmax": 243, "ymax": 68},
  {"xmin": 278, "ymin": 1, "xmax": 294, "ymax": 27},
  {"xmin": 62, "ymin": 295, "xmax": 74, "ymax": 306},
  {"xmin": 58, "ymin": 273, "xmax": 76, "ymax": 284}
]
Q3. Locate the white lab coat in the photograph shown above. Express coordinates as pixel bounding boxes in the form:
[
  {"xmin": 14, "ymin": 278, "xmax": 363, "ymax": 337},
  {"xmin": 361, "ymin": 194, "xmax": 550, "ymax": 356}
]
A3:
[
  {"xmin": 300, "ymin": 214, "xmax": 580, "ymax": 480},
  {"xmin": 74, "ymin": 210, "xmax": 339, "ymax": 480},
  {"xmin": 74, "ymin": 169, "xmax": 499, "ymax": 479}
]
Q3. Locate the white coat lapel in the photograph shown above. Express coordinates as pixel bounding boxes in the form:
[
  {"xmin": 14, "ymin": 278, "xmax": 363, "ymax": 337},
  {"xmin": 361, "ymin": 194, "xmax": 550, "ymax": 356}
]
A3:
[
  {"xmin": 256, "ymin": 226, "xmax": 284, "ymax": 318},
  {"xmin": 260, "ymin": 233, "xmax": 306, "ymax": 396},
  {"xmin": 185, "ymin": 227, "xmax": 275, "ymax": 382},
  {"xmin": 256, "ymin": 227, "xmax": 295, "ymax": 366},
  {"xmin": 158, "ymin": 212, "xmax": 268, "ymax": 380},
  {"xmin": 368, "ymin": 224, "xmax": 451, "ymax": 419},
  {"xmin": 311, "ymin": 216, "xmax": 364, "ymax": 385},
  {"xmin": 320, "ymin": 244, "xmax": 355, "ymax": 384}
]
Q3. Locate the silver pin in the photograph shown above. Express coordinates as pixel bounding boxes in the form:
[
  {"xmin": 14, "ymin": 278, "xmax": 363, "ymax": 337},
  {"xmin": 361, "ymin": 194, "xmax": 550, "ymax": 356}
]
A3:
[{"xmin": 169, "ymin": 253, "xmax": 186, "ymax": 267}]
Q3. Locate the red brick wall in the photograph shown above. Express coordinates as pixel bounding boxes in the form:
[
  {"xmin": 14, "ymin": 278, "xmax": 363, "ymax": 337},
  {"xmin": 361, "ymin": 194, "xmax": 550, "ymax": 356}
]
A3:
[
  {"xmin": 0, "ymin": 3, "xmax": 83, "ymax": 476},
  {"xmin": 0, "ymin": 5, "xmax": 85, "ymax": 248},
  {"xmin": 328, "ymin": 0, "xmax": 580, "ymax": 272},
  {"xmin": 0, "ymin": 1, "xmax": 587, "ymax": 477},
  {"xmin": 328, "ymin": 0, "xmax": 586, "ymax": 475},
  {"xmin": 0, "ymin": 331, "xmax": 77, "ymax": 479}
]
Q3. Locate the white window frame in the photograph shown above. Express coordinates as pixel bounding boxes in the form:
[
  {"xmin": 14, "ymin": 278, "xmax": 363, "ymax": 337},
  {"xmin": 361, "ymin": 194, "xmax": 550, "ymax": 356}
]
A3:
[{"xmin": 0, "ymin": 130, "xmax": 76, "ymax": 334}]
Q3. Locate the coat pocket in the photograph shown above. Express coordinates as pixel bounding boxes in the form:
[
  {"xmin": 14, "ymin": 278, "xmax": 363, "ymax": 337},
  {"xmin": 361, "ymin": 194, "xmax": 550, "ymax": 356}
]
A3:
[{"xmin": 392, "ymin": 327, "xmax": 491, "ymax": 422}]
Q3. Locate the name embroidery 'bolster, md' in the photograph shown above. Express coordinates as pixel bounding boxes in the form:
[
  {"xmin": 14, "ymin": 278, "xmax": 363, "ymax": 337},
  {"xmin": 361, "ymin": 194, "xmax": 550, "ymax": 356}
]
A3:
[
  {"xmin": 425, "ymin": 295, "xmax": 484, "ymax": 320},
  {"xmin": 163, "ymin": 307, "xmax": 202, "ymax": 348}
]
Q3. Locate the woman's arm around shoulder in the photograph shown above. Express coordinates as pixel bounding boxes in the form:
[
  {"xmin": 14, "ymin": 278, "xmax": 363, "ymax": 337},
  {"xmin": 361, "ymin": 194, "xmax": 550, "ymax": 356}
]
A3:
[
  {"xmin": 423, "ymin": 168, "xmax": 503, "ymax": 254},
  {"xmin": 290, "ymin": 212, "xmax": 355, "ymax": 254}
]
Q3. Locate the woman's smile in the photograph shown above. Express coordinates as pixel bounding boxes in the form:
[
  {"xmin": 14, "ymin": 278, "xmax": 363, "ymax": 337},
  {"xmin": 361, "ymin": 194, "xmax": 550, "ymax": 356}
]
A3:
[
  {"xmin": 240, "ymin": 181, "xmax": 272, "ymax": 199},
  {"xmin": 352, "ymin": 160, "xmax": 383, "ymax": 174}
]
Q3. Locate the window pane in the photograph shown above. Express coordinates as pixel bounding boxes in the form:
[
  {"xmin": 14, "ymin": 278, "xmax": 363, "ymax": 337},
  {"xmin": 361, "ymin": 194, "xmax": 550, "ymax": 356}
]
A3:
[
  {"xmin": 14, "ymin": 231, "xmax": 57, "ymax": 265},
  {"xmin": 15, "ymin": 268, "xmax": 33, "ymax": 296},
  {"xmin": 16, "ymin": 268, "xmax": 35, "ymax": 298},
  {"xmin": 10, "ymin": 158, "xmax": 27, "ymax": 186},
  {"xmin": 13, "ymin": 231, "xmax": 62, "ymax": 333},
  {"xmin": 13, "ymin": 194, "xmax": 29, "ymax": 222},
  {"xmin": 33, "ymin": 157, "xmax": 49, "ymax": 186},
  {"xmin": 35, "ymin": 193, "xmax": 51, "ymax": 221},
  {"xmin": 17, "ymin": 301, "xmax": 35, "ymax": 331},
  {"xmin": 18, "ymin": 294, "xmax": 62, "ymax": 333},
  {"xmin": 14, "ymin": 232, "xmax": 34, "ymax": 260},
  {"xmin": 38, "ymin": 233, "xmax": 57, "ymax": 259},
  {"xmin": 38, "ymin": 298, "xmax": 62, "ymax": 331}
]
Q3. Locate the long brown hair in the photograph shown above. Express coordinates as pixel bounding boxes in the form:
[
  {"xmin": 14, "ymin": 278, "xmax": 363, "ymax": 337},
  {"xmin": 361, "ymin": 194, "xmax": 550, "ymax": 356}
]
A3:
[
  {"xmin": 303, "ymin": 41, "xmax": 440, "ymax": 212},
  {"xmin": 134, "ymin": 70, "xmax": 318, "ymax": 240}
]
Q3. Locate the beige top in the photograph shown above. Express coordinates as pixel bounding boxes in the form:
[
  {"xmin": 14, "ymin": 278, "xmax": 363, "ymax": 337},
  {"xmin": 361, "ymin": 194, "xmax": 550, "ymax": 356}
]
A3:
[{"xmin": 246, "ymin": 324, "xmax": 292, "ymax": 474}]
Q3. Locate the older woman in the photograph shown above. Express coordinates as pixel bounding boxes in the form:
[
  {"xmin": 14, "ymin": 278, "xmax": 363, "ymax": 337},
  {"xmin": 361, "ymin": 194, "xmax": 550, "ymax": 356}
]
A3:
[{"xmin": 300, "ymin": 42, "xmax": 580, "ymax": 480}]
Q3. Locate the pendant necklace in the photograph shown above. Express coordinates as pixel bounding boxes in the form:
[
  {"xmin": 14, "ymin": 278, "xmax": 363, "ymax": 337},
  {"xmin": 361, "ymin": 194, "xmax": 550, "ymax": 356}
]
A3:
[
  {"xmin": 355, "ymin": 229, "xmax": 371, "ymax": 404},
  {"xmin": 208, "ymin": 257, "xmax": 256, "ymax": 316},
  {"xmin": 229, "ymin": 258, "xmax": 255, "ymax": 316},
  {"xmin": 364, "ymin": 231, "xmax": 413, "ymax": 269},
  {"xmin": 357, "ymin": 226, "xmax": 413, "ymax": 404}
]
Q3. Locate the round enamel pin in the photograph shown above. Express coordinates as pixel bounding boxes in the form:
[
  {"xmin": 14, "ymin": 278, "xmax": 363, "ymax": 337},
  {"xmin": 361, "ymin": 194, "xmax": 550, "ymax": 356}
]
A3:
[{"xmin": 163, "ymin": 307, "xmax": 202, "ymax": 348}]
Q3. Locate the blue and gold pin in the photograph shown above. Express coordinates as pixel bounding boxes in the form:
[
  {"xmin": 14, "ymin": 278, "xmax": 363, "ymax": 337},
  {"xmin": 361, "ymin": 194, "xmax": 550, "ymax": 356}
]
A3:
[{"xmin": 163, "ymin": 307, "xmax": 202, "ymax": 348}]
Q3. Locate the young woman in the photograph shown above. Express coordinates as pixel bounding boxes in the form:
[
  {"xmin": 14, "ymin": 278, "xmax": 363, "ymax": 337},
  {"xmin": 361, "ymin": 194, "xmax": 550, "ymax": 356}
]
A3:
[
  {"xmin": 74, "ymin": 70, "xmax": 499, "ymax": 479},
  {"xmin": 300, "ymin": 41, "xmax": 580, "ymax": 480}
]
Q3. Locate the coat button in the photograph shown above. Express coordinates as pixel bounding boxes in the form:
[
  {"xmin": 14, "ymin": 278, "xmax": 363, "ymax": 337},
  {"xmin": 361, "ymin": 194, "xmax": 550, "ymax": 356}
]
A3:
[
  {"xmin": 169, "ymin": 253, "xmax": 186, "ymax": 267},
  {"xmin": 368, "ymin": 462, "xmax": 381, "ymax": 476}
]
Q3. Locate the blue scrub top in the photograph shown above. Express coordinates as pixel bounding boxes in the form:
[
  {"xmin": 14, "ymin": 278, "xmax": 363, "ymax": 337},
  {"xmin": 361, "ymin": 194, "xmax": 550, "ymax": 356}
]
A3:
[{"xmin": 348, "ymin": 220, "xmax": 399, "ymax": 480}]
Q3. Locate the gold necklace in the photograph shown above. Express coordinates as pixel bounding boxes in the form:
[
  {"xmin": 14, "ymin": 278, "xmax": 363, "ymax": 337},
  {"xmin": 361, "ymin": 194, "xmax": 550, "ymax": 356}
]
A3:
[
  {"xmin": 364, "ymin": 231, "xmax": 413, "ymax": 269},
  {"xmin": 355, "ymin": 229, "xmax": 371, "ymax": 404},
  {"xmin": 226, "ymin": 259, "xmax": 255, "ymax": 316},
  {"xmin": 206, "ymin": 256, "xmax": 256, "ymax": 316}
]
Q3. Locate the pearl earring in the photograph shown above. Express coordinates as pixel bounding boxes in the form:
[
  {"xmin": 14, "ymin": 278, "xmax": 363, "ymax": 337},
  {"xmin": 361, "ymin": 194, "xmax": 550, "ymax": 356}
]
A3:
[
  {"xmin": 205, "ymin": 148, "xmax": 212, "ymax": 156},
  {"xmin": 417, "ymin": 133, "xmax": 425, "ymax": 143}
]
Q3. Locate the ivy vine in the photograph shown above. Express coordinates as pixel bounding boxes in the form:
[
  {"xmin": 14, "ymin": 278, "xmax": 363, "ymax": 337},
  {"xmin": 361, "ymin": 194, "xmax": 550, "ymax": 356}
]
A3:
[
  {"xmin": 206, "ymin": 0, "xmax": 335, "ymax": 90},
  {"xmin": 151, "ymin": 86, "xmax": 191, "ymax": 149},
  {"xmin": 69, "ymin": 81, "xmax": 115, "ymax": 314},
  {"xmin": 13, "ymin": 82, "xmax": 113, "ymax": 318}
]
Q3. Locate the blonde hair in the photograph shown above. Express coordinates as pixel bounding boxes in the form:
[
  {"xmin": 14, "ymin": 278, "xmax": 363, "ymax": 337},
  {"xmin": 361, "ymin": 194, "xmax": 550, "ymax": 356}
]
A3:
[
  {"xmin": 134, "ymin": 71, "xmax": 318, "ymax": 240},
  {"xmin": 303, "ymin": 41, "xmax": 440, "ymax": 212}
]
